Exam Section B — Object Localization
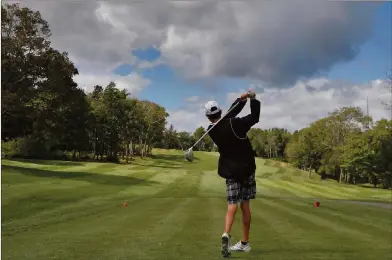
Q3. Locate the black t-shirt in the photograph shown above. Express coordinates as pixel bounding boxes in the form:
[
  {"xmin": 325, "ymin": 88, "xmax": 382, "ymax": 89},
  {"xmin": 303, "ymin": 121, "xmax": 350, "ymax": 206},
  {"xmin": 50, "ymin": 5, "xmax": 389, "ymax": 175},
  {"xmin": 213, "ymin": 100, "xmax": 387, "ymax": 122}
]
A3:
[{"xmin": 207, "ymin": 98, "xmax": 261, "ymax": 179}]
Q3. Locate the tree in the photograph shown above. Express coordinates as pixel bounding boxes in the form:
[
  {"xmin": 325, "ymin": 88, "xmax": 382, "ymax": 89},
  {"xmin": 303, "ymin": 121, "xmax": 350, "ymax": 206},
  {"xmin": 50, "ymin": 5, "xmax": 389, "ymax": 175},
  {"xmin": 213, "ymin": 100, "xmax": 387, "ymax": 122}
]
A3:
[
  {"xmin": 177, "ymin": 131, "xmax": 193, "ymax": 150},
  {"xmin": 135, "ymin": 100, "xmax": 168, "ymax": 157},
  {"xmin": 248, "ymin": 128, "xmax": 291, "ymax": 159},
  {"xmin": 1, "ymin": 3, "xmax": 90, "ymax": 160},
  {"xmin": 381, "ymin": 71, "xmax": 392, "ymax": 120},
  {"xmin": 2, "ymin": 3, "xmax": 53, "ymax": 140},
  {"xmin": 192, "ymin": 126, "xmax": 214, "ymax": 152},
  {"xmin": 369, "ymin": 119, "xmax": 392, "ymax": 188}
]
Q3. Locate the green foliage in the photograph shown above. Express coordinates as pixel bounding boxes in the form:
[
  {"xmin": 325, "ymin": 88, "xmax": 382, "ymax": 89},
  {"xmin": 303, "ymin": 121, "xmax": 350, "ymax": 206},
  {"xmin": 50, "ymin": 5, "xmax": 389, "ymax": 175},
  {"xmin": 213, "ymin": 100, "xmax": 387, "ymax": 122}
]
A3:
[
  {"xmin": 248, "ymin": 128, "xmax": 292, "ymax": 160},
  {"xmin": 1, "ymin": 3, "xmax": 169, "ymax": 162},
  {"xmin": 285, "ymin": 107, "xmax": 392, "ymax": 188},
  {"xmin": 2, "ymin": 137, "xmax": 65, "ymax": 159},
  {"xmin": 192, "ymin": 126, "xmax": 214, "ymax": 152}
]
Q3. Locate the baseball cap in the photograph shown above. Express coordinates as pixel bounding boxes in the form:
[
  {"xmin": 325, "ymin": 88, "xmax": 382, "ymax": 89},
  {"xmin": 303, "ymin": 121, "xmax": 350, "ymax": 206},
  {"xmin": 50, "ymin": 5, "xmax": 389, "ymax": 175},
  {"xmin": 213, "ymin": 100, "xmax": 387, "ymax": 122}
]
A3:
[{"xmin": 204, "ymin": 100, "xmax": 221, "ymax": 116}]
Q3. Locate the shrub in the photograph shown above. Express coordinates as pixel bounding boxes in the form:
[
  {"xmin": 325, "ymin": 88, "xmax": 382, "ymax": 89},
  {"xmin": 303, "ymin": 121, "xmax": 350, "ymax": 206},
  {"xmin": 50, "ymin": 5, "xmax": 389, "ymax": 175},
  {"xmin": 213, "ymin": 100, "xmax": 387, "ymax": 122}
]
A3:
[{"xmin": 1, "ymin": 137, "xmax": 66, "ymax": 160}]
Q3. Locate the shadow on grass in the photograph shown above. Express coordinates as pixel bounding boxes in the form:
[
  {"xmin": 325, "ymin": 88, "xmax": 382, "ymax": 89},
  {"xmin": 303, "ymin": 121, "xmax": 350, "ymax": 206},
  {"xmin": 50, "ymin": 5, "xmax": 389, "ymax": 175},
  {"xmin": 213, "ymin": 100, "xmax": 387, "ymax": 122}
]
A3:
[
  {"xmin": 7, "ymin": 158, "xmax": 84, "ymax": 166},
  {"xmin": 2, "ymin": 165, "xmax": 158, "ymax": 186},
  {"xmin": 357, "ymin": 184, "xmax": 390, "ymax": 189},
  {"xmin": 150, "ymin": 153, "xmax": 200, "ymax": 162},
  {"xmin": 130, "ymin": 163, "xmax": 183, "ymax": 169},
  {"xmin": 128, "ymin": 153, "xmax": 201, "ymax": 169}
]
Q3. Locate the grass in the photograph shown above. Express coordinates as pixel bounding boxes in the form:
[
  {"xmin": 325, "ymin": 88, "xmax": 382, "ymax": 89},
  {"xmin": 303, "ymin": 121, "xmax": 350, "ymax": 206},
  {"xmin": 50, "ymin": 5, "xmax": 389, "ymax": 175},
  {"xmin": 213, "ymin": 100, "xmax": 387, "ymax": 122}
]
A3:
[{"xmin": 2, "ymin": 149, "xmax": 392, "ymax": 260}]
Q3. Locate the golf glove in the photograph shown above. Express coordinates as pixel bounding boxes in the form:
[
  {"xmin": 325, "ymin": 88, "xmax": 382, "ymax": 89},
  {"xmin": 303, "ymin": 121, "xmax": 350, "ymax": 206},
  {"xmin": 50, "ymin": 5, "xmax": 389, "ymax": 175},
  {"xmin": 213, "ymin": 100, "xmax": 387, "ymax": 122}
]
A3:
[{"xmin": 247, "ymin": 90, "xmax": 256, "ymax": 99}]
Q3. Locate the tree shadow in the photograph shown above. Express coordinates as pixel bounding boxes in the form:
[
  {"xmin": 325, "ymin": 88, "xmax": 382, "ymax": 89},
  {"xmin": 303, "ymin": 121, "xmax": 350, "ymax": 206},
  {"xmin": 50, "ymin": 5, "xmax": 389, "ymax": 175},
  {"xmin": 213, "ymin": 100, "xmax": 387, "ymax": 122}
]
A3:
[
  {"xmin": 7, "ymin": 158, "xmax": 84, "ymax": 166},
  {"xmin": 130, "ymin": 161, "xmax": 183, "ymax": 169},
  {"xmin": 127, "ymin": 153, "xmax": 201, "ymax": 169},
  {"xmin": 2, "ymin": 165, "xmax": 158, "ymax": 186},
  {"xmin": 357, "ymin": 184, "xmax": 389, "ymax": 189},
  {"xmin": 150, "ymin": 153, "xmax": 200, "ymax": 162}
]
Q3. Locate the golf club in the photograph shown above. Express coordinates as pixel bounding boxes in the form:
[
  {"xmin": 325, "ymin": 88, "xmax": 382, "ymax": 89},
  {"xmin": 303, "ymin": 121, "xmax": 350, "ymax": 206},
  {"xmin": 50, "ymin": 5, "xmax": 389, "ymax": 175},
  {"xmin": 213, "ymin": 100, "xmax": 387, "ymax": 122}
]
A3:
[{"xmin": 184, "ymin": 101, "xmax": 241, "ymax": 162}]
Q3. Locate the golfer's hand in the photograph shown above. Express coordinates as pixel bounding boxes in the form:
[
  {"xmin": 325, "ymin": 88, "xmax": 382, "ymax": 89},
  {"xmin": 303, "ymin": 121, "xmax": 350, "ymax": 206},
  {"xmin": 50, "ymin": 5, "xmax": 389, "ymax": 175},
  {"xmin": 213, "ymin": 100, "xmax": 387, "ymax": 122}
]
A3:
[
  {"xmin": 240, "ymin": 93, "xmax": 248, "ymax": 100},
  {"xmin": 247, "ymin": 90, "xmax": 256, "ymax": 99},
  {"xmin": 240, "ymin": 91, "xmax": 256, "ymax": 100}
]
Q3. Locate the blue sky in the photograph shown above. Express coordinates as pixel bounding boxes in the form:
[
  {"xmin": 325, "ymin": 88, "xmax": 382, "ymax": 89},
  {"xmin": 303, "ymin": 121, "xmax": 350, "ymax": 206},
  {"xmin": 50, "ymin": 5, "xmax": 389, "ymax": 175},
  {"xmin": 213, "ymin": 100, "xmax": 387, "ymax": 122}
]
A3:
[{"xmin": 111, "ymin": 2, "xmax": 391, "ymax": 113}]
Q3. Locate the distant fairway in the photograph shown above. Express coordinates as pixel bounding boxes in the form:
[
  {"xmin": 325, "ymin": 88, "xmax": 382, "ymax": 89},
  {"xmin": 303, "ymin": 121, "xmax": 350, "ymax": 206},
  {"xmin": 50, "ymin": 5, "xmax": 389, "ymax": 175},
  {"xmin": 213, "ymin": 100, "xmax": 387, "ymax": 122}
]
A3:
[{"xmin": 2, "ymin": 149, "xmax": 392, "ymax": 260}]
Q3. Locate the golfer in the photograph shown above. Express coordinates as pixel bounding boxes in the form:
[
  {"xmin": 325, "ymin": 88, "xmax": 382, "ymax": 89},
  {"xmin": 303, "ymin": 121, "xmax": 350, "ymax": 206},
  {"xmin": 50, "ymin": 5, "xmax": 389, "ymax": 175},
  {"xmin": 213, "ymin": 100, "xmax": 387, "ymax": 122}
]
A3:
[{"xmin": 204, "ymin": 91, "xmax": 260, "ymax": 257}]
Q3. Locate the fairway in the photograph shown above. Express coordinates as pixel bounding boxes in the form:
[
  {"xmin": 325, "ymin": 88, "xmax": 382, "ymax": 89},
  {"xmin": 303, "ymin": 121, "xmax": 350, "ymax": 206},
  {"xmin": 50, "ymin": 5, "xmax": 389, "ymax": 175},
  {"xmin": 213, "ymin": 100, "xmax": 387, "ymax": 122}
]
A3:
[{"xmin": 2, "ymin": 149, "xmax": 392, "ymax": 260}]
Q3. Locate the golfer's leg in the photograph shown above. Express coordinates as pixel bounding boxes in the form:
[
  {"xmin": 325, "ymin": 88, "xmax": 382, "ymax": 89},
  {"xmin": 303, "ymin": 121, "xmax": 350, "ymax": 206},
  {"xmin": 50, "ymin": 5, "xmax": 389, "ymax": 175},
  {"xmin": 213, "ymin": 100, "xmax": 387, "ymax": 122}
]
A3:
[
  {"xmin": 240, "ymin": 200, "xmax": 251, "ymax": 242},
  {"xmin": 224, "ymin": 179, "xmax": 240, "ymax": 234},
  {"xmin": 221, "ymin": 180, "xmax": 239, "ymax": 257},
  {"xmin": 240, "ymin": 172, "xmax": 256, "ymax": 243},
  {"xmin": 224, "ymin": 203, "xmax": 238, "ymax": 234}
]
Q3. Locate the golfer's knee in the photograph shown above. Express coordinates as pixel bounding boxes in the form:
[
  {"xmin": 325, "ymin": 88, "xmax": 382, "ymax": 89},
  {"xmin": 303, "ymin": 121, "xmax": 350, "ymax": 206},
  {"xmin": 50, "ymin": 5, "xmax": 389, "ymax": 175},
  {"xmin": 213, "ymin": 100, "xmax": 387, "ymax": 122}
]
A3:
[{"xmin": 227, "ymin": 203, "xmax": 238, "ymax": 214}]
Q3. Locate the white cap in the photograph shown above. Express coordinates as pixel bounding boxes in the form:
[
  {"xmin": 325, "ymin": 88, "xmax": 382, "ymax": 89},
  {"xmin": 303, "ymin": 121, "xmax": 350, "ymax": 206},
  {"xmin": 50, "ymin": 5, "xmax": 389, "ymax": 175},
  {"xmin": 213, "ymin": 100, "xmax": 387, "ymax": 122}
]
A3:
[{"xmin": 204, "ymin": 100, "xmax": 221, "ymax": 115}]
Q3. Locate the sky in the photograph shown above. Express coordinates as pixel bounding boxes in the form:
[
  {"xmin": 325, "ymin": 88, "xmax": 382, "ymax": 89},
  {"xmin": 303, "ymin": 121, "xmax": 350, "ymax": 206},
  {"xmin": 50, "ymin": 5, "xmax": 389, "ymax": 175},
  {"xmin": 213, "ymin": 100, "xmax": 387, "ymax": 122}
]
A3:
[{"xmin": 12, "ymin": 0, "xmax": 392, "ymax": 133}]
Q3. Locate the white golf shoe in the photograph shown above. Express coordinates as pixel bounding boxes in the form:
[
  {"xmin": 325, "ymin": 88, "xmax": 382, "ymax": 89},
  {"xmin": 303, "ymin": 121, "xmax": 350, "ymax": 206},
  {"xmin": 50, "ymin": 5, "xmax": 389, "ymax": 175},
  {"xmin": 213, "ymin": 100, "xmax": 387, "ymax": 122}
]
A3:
[
  {"xmin": 221, "ymin": 233, "xmax": 231, "ymax": 258},
  {"xmin": 230, "ymin": 241, "xmax": 251, "ymax": 252}
]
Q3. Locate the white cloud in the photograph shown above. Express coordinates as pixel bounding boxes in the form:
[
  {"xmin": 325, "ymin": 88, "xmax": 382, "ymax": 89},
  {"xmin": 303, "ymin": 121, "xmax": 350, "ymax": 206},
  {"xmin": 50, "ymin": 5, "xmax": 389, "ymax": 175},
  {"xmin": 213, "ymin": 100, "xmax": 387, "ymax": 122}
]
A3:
[
  {"xmin": 166, "ymin": 108, "xmax": 206, "ymax": 133},
  {"xmin": 7, "ymin": 1, "xmax": 389, "ymax": 130},
  {"xmin": 137, "ymin": 59, "xmax": 164, "ymax": 69},
  {"xmin": 185, "ymin": 96, "xmax": 200, "ymax": 103},
  {"xmin": 16, "ymin": 1, "xmax": 380, "ymax": 86},
  {"xmin": 168, "ymin": 78, "xmax": 391, "ymax": 133},
  {"xmin": 74, "ymin": 72, "xmax": 150, "ymax": 96}
]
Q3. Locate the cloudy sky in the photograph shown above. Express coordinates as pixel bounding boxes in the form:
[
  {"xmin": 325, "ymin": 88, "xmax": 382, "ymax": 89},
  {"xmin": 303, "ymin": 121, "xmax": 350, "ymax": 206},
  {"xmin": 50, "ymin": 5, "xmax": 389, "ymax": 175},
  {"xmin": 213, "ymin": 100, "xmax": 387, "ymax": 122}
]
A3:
[{"xmin": 13, "ymin": 0, "xmax": 392, "ymax": 132}]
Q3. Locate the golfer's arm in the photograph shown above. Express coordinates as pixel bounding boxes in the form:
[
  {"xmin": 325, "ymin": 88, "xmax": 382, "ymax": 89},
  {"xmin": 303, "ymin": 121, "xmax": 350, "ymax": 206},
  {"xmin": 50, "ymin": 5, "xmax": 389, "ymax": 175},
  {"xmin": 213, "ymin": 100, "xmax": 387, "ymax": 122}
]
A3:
[
  {"xmin": 225, "ymin": 98, "xmax": 247, "ymax": 118},
  {"xmin": 239, "ymin": 98, "xmax": 260, "ymax": 127}
]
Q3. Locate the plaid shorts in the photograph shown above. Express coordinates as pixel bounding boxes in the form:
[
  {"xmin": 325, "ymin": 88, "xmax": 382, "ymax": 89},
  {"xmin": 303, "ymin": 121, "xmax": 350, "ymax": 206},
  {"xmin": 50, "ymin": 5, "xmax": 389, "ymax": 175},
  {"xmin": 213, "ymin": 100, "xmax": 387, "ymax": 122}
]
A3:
[{"xmin": 225, "ymin": 173, "xmax": 256, "ymax": 204}]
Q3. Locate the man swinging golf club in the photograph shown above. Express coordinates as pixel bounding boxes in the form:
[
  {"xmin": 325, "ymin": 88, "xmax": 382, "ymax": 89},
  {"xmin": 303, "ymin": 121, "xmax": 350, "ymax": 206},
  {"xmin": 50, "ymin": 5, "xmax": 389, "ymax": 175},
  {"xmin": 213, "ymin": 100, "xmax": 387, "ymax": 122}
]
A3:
[{"xmin": 204, "ymin": 91, "xmax": 260, "ymax": 257}]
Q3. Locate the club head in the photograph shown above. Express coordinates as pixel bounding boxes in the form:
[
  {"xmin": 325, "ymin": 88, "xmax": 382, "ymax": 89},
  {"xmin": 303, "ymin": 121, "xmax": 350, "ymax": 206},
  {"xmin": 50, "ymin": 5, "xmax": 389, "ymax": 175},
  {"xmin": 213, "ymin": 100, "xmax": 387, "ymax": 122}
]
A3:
[{"xmin": 184, "ymin": 148, "xmax": 194, "ymax": 162}]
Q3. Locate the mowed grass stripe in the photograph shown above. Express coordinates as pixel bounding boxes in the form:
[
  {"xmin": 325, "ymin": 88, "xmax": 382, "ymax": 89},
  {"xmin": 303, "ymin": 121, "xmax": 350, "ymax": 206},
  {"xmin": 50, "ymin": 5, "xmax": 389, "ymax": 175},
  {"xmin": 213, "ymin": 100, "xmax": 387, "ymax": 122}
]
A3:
[
  {"xmin": 198, "ymin": 170, "xmax": 225, "ymax": 198},
  {"xmin": 255, "ymin": 179, "xmax": 292, "ymax": 197},
  {"xmin": 162, "ymin": 198, "xmax": 228, "ymax": 259},
  {"xmin": 152, "ymin": 170, "xmax": 203, "ymax": 198},
  {"xmin": 301, "ymin": 182, "xmax": 357, "ymax": 199},
  {"xmin": 318, "ymin": 200, "xmax": 392, "ymax": 227},
  {"xmin": 281, "ymin": 198, "xmax": 392, "ymax": 236},
  {"xmin": 1, "ymin": 191, "xmax": 156, "ymax": 237},
  {"xmin": 252, "ymin": 199, "xmax": 343, "ymax": 257},
  {"xmin": 2, "ymin": 166, "xmax": 161, "ymax": 222},
  {"xmin": 252, "ymin": 199, "xmax": 378, "ymax": 260},
  {"xmin": 3, "ymin": 198, "xmax": 189, "ymax": 260},
  {"xmin": 117, "ymin": 169, "xmax": 186, "ymax": 197},
  {"xmin": 2, "ymin": 196, "xmax": 127, "ymax": 237},
  {"xmin": 260, "ymin": 179, "xmax": 310, "ymax": 197},
  {"xmin": 2, "ymin": 178, "xmax": 92, "ymax": 205},
  {"xmin": 282, "ymin": 181, "xmax": 342, "ymax": 199},
  {"xmin": 259, "ymin": 198, "xmax": 377, "ymax": 244},
  {"xmin": 104, "ymin": 198, "xmax": 194, "ymax": 260}
]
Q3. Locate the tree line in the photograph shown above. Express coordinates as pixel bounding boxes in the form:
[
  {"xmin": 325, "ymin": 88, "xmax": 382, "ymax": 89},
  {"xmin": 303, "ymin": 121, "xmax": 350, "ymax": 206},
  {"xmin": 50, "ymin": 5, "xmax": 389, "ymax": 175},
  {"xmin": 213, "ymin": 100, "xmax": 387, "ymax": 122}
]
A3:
[
  {"xmin": 1, "ymin": 3, "xmax": 216, "ymax": 162},
  {"xmin": 285, "ymin": 107, "xmax": 392, "ymax": 189},
  {"xmin": 1, "ymin": 3, "xmax": 169, "ymax": 162}
]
